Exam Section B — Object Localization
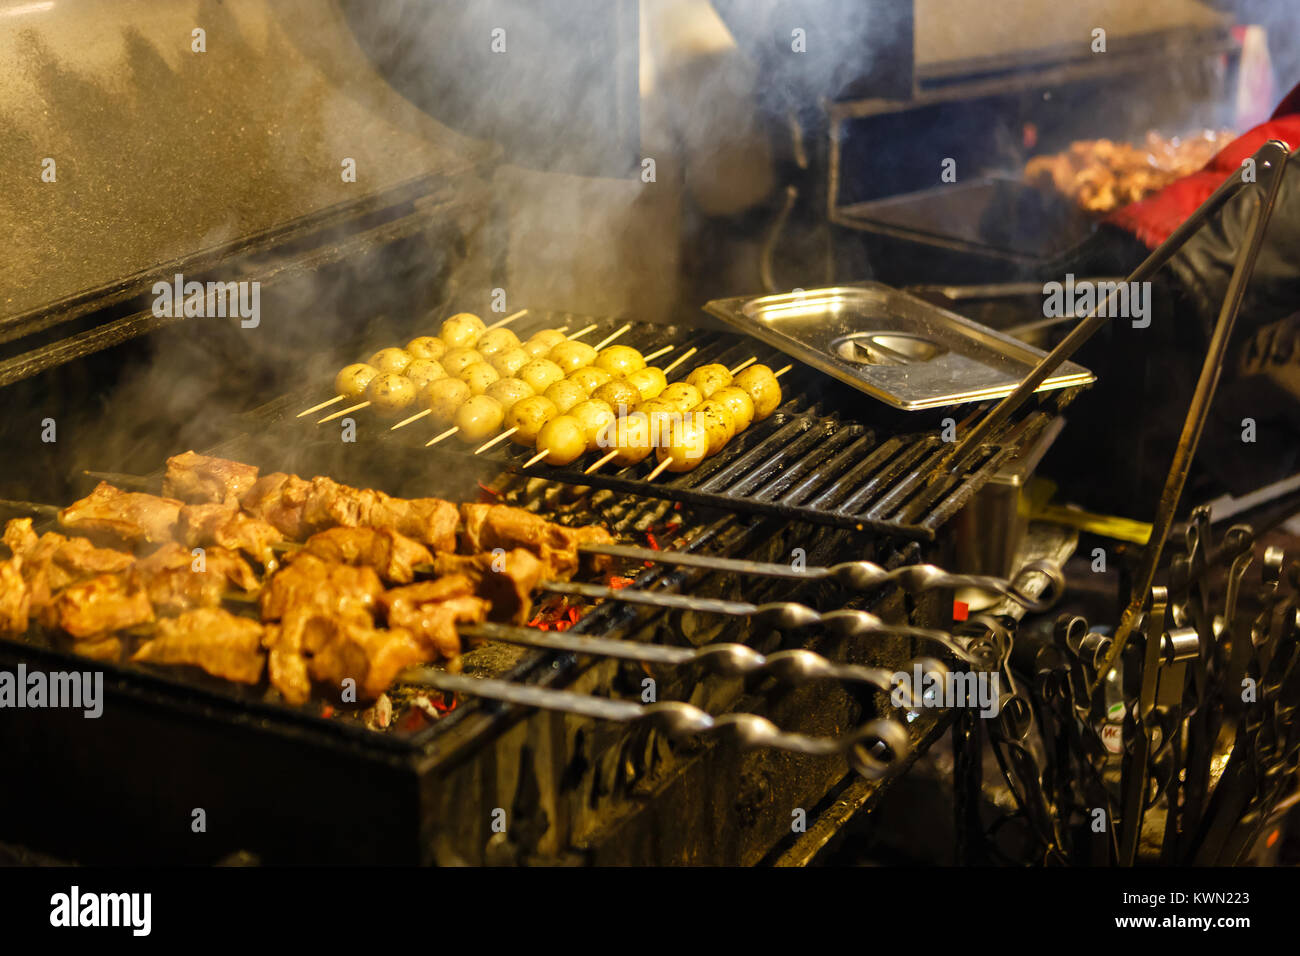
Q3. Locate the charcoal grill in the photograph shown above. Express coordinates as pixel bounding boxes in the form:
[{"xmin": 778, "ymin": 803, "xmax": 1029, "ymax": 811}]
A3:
[
  {"xmin": 0, "ymin": 0, "xmax": 1081, "ymax": 867},
  {"xmin": 0, "ymin": 303, "xmax": 1071, "ymax": 865}
]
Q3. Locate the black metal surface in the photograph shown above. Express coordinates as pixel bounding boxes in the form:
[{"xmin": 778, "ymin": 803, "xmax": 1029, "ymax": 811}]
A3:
[
  {"xmin": 0, "ymin": 0, "xmax": 495, "ymax": 341},
  {"xmin": 836, "ymin": 177, "xmax": 1094, "ymax": 264}
]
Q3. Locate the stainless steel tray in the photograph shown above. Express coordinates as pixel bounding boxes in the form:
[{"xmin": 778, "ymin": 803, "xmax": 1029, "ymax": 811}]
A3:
[{"xmin": 703, "ymin": 282, "xmax": 1095, "ymax": 411}]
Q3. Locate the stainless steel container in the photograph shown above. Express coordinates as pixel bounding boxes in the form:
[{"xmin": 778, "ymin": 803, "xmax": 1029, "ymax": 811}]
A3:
[
  {"xmin": 953, "ymin": 417, "xmax": 1064, "ymax": 589},
  {"xmin": 703, "ymin": 282, "xmax": 1094, "ymax": 410}
]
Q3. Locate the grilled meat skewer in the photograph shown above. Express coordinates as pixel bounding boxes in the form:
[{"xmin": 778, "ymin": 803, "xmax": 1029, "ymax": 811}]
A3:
[{"xmin": 4, "ymin": 454, "xmax": 617, "ymax": 708}]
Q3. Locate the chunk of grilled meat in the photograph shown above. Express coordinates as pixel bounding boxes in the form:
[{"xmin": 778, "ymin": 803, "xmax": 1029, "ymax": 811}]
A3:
[
  {"xmin": 242, "ymin": 474, "xmax": 459, "ymax": 552},
  {"xmin": 2, "ymin": 517, "xmax": 38, "ymax": 556},
  {"xmin": 240, "ymin": 472, "xmax": 314, "ymax": 540},
  {"xmin": 459, "ymin": 504, "xmax": 613, "ymax": 580},
  {"xmin": 71, "ymin": 636, "xmax": 123, "ymax": 663},
  {"xmin": 260, "ymin": 623, "xmax": 315, "ymax": 706},
  {"xmin": 259, "ymin": 554, "xmax": 385, "ymax": 704},
  {"xmin": 0, "ymin": 558, "xmax": 31, "ymax": 636},
  {"xmin": 132, "ymin": 608, "xmax": 265, "ymax": 684},
  {"xmin": 1024, "ymin": 130, "xmax": 1235, "ymax": 214},
  {"xmin": 135, "ymin": 543, "xmax": 260, "ymax": 615},
  {"xmin": 259, "ymin": 553, "xmax": 384, "ymax": 623},
  {"xmin": 300, "ymin": 617, "xmax": 428, "ymax": 701},
  {"xmin": 58, "ymin": 482, "xmax": 183, "ymax": 549},
  {"xmin": 178, "ymin": 500, "xmax": 284, "ymax": 567},
  {"xmin": 379, "ymin": 575, "xmax": 489, "ymax": 661},
  {"xmin": 3, "ymin": 518, "xmax": 135, "ymax": 609},
  {"xmin": 294, "ymin": 527, "xmax": 433, "ymax": 584},
  {"xmin": 163, "ymin": 451, "xmax": 260, "ymax": 504},
  {"xmin": 42, "ymin": 572, "xmax": 153, "ymax": 640},
  {"xmin": 431, "ymin": 548, "xmax": 545, "ymax": 625}
]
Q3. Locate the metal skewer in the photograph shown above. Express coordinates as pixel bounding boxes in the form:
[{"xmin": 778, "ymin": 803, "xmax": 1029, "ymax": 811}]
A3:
[
  {"xmin": 82, "ymin": 470, "xmax": 154, "ymax": 490},
  {"xmin": 0, "ymin": 498, "xmax": 59, "ymax": 518},
  {"xmin": 460, "ymin": 621, "xmax": 949, "ymax": 701},
  {"xmin": 577, "ymin": 544, "xmax": 1064, "ymax": 611},
  {"xmin": 536, "ymin": 580, "xmax": 987, "ymax": 662},
  {"xmin": 397, "ymin": 667, "xmax": 912, "ymax": 780}
]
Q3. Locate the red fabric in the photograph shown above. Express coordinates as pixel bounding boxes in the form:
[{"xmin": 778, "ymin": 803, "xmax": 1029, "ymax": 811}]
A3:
[{"xmin": 1104, "ymin": 81, "xmax": 1300, "ymax": 247}]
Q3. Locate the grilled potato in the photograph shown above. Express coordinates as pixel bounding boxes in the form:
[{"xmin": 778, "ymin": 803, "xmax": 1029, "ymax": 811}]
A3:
[
  {"xmin": 685, "ymin": 363, "xmax": 732, "ymax": 399},
  {"xmin": 660, "ymin": 382, "xmax": 703, "ymax": 413},
  {"xmin": 534, "ymin": 416, "xmax": 587, "ymax": 466},
  {"xmin": 485, "ymin": 378, "xmax": 535, "ymax": 411},
  {"xmin": 656, "ymin": 416, "xmax": 709, "ymax": 472},
  {"xmin": 523, "ymin": 328, "xmax": 568, "ymax": 357},
  {"xmin": 506, "ymin": 395, "xmax": 559, "ymax": 445},
  {"xmin": 475, "ymin": 327, "xmax": 521, "ymax": 357},
  {"xmin": 611, "ymin": 411, "xmax": 654, "ymax": 467},
  {"xmin": 591, "ymin": 379, "xmax": 641, "ymax": 412},
  {"xmin": 366, "ymin": 373, "xmax": 417, "ymax": 417},
  {"xmin": 547, "ymin": 341, "xmax": 599, "ymax": 374},
  {"xmin": 569, "ymin": 399, "xmax": 615, "ymax": 451},
  {"xmin": 367, "ymin": 347, "xmax": 413, "ymax": 376},
  {"xmin": 446, "ymin": 312, "xmax": 487, "ymax": 334},
  {"xmin": 568, "ymin": 366, "xmax": 614, "ymax": 395},
  {"xmin": 490, "ymin": 347, "xmax": 532, "ymax": 378},
  {"xmin": 334, "ymin": 363, "xmax": 379, "ymax": 399},
  {"xmin": 636, "ymin": 400, "xmax": 679, "ymax": 443},
  {"xmin": 625, "ymin": 366, "xmax": 667, "ymax": 401},
  {"xmin": 543, "ymin": 379, "xmax": 589, "ymax": 415},
  {"xmin": 517, "ymin": 358, "xmax": 565, "ymax": 393},
  {"xmin": 457, "ymin": 361, "xmax": 500, "ymax": 395},
  {"xmin": 693, "ymin": 400, "xmax": 736, "ymax": 455},
  {"xmin": 441, "ymin": 347, "xmax": 484, "ymax": 377},
  {"xmin": 420, "ymin": 378, "xmax": 472, "ymax": 425},
  {"xmin": 733, "ymin": 365, "xmax": 781, "ymax": 419},
  {"xmin": 439, "ymin": 316, "xmax": 480, "ymax": 350},
  {"xmin": 403, "ymin": 359, "xmax": 446, "ymax": 391},
  {"xmin": 454, "ymin": 395, "xmax": 505, "ymax": 443},
  {"xmin": 406, "ymin": 336, "xmax": 447, "ymax": 362},
  {"xmin": 594, "ymin": 345, "xmax": 645, "ymax": 377}
]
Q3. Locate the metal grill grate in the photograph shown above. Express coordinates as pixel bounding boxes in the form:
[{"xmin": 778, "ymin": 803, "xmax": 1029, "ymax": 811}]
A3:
[{"xmin": 370, "ymin": 314, "xmax": 1058, "ymax": 541}]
